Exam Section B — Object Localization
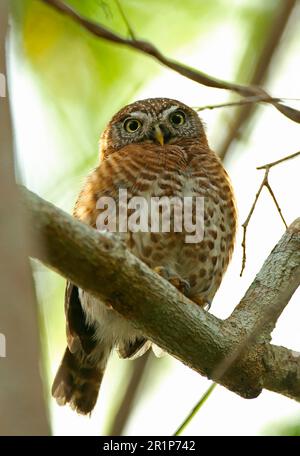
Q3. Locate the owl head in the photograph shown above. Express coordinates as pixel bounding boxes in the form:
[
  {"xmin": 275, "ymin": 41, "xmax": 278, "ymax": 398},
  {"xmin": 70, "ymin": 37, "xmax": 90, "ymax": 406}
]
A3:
[{"xmin": 100, "ymin": 98, "xmax": 207, "ymax": 159}]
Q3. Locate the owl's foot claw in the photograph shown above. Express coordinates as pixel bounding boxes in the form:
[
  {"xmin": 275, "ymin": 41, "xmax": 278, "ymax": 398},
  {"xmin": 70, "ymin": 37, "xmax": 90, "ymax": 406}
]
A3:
[
  {"xmin": 153, "ymin": 266, "xmax": 190, "ymax": 296},
  {"xmin": 153, "ymin": 266, "xmax": 167, "ymax": 277},
  {"xmin": 169, "ymin": 277, "xmax": 190, "ymax": 295},
  {"xmin": 204, "ymin": 300, "xmax": 212, "ymax": 311},
  {"xmin": 192, "ymin": 296, "xmax": 212, "ymax": 310},
  {"xmin": 105, "ymin": 300, "xmax": 114, "ymax": 310}
]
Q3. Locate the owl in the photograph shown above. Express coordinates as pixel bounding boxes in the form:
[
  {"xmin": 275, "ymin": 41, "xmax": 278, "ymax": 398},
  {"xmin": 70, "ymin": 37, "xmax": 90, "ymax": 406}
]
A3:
[{"xmin": 52, "ymin": 98, "xmax": 237, "ymax": 414}]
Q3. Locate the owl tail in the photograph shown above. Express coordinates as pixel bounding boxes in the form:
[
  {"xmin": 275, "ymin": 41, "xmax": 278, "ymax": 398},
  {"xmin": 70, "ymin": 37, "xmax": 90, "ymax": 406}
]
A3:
[{"xmin": 51, "ymin": 346, "xmax": 110, "ymax": 415}]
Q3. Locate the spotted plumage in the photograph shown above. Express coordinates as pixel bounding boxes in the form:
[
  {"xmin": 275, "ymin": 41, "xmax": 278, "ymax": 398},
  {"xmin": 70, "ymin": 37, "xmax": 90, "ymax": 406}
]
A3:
[{"xmin": 52, "ymin": 98, "xmax": 237, "ymax": 414}]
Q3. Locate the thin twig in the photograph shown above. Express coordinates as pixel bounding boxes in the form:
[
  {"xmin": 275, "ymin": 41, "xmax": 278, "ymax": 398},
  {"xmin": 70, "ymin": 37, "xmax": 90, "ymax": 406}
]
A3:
[
  {"xmin": 194, "ymin": 96, "xmax": 300, "ymax": 112},
  {"xmin": 115, "ymin": 0, "xmax": 135, "ymax": 40},
  {"xmin": 174, "ymin": 382, "xmax": 217, "ymax": 436},
  {"xmin": 240, "ymin": 151, "xmax": 300, "ymax": 276},
  {"xmin": 257, "ymin": 150, "xmax": 300, "ymax": 170},
  {"xmin": 98, "ymin": 1, "xmax": 113, "ymax": 20},
  {"xmin": 240, "ymin": 174, "xmax": 268, "ymax": 276},
  {"xmin": 265, "ymin": 182, "xmax": 288, "ymax": 229},
  {"xmin": 41, "ymin": 0, "xmax": 300, "ymax": 125},
  {"xmin": 108, "ymin": 352, "xmax": 151, "ymax": 436}
]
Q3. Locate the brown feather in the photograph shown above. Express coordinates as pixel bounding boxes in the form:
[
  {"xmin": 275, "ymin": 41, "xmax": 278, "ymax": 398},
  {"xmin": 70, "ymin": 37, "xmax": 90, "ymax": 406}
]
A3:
[
  {"xmin": 51, "ymin": 347, "xmax": 107, "ymax": 415},
  {"xmin": 65, "ymin": 282, "xmax": 97, "ymax": 355}
]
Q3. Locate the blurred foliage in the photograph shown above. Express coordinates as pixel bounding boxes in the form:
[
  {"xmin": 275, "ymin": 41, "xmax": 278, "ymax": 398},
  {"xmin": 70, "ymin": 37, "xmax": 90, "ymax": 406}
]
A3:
[
  {"xmin": 11, "ymin": 0, "xmax": 220, "ymax": 204},
  {"xmin": 263, "ymin": 416, "xmax": 300, "ymax": 436},
  {"xmin": 234, "ymin": 0, "xmax": 279, "ymax": 83}
]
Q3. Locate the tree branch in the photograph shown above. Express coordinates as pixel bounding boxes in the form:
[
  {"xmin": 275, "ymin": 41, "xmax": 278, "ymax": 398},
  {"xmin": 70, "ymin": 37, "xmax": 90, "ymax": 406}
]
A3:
[
  {"xmin": 21, "ymin": 186, "xmax": 300, "ymax": 402},
  {"xmin": 40, "ymin": 0, "xmax": 300, "ymax": 125}
]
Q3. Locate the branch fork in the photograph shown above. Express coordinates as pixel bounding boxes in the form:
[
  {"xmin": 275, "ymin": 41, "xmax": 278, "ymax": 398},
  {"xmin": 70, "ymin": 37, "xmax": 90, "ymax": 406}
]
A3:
[{"xmin": 21, "ymin": 187, "xmax": 300, "ymax": 402}]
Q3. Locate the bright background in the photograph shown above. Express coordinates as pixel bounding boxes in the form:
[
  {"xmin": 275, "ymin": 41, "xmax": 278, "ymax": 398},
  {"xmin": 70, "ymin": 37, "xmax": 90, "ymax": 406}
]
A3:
[{"xmin": 8, "ymin": 0, "xmax": 300, "ymax": 435}]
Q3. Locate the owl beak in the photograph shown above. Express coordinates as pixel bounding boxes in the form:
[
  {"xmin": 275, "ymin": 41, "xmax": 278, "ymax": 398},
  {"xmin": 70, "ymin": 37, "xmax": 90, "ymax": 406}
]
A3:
[{"xmin": 153, "ymin": 125, "xmax": 165, "ymax": 146}]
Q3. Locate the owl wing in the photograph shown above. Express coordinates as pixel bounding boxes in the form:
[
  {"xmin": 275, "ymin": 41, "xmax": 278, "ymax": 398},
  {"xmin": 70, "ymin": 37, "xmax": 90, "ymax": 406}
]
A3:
[
  {"xmin": 64, "ymin": 281, "xmax": 97, "ymax": 355},
  {"xmin": 117, "ymin": 338, "xmax": 150, "ymax": 359},
  {"xmin": 65, "ymin": 280, "xmax": 149, "ymax": 358},
  {"xmin": 64, "ymin": 147, "xmax": 153, "ymax": 357}
]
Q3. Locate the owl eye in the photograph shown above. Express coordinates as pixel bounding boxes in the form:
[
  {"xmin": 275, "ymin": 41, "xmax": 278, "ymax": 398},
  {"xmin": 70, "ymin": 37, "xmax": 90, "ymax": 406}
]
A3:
[
  {"xmin": 124, "ymin": 118, "xmax": 142, "ymax": 133},
  {"xmin": 169, "ymin": 110, "xmax": 186, "ymax": 126}
]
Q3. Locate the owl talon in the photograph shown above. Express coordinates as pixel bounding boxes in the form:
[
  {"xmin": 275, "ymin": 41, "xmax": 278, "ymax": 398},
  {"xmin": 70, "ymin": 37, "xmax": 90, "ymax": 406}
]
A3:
[
  {"xmin": 169, "ymin": 277, "xmax": 190, "ymax": 295},
  {"xmin": 153, "ymin": 266, "xmax": 167, "ymax": 277},
  {"xmin": 192, "ymin": 296, "xmax": 212, "ymax": 310},
  {"xmin": 153, "ymin": 266, "xmax": 190, "ymax": 296},
  {"xmin": 105, "ymin": 300, "xmax": 114, "ymax": 310},
  {"xmin": 204, "ymin": 300, "xmax": 212, "ymax": 311}
]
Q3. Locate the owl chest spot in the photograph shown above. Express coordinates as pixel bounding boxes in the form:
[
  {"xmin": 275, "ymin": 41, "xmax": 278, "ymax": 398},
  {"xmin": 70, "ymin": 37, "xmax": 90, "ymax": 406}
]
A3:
[
  {"xmin": 125, "ymin": 173, "xmax": 202, "ymax": 267},
  {"xmin": 120, "ymin": 162, "xmax": 235, "ymax": 301}
]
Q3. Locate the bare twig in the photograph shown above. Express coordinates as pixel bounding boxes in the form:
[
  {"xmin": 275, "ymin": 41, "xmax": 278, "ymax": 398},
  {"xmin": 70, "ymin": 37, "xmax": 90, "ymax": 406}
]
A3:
[
  {"xmin": 240, "ymin": 151, "xmax": 300, "ymax": 276},
  {"xmin": 108, "ymin": 352, "xmax": 151, "ymax": 436},
  {"xmin": 115, "ymin": 0, "xmax": 135, "ymax": 40},
  {"xmin": 174, "ymin": 382, "xmax": 217, "ymax": 436},
  {"xmin": 98, "ymin": 1, "xmax": 113, "ymax": 20},
  {"xmin": 194, "ymin": 96, "xmax": 300, "ymax": 112},
  {"xmin": 257, "ymin": 150, "xmax": 300, "ymax": 170},
  {"xmin": 40, "ymin": 0, "xmax": 300, "ymax": 125}
]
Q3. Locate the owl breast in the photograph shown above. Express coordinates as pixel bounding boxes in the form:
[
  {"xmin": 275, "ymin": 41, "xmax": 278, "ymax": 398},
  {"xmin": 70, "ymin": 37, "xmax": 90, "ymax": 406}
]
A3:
[
  {"xmin": 75, "ymin": 142, "xmax": 236, "ymax": 306},
  {"xmin": 112, "ymin": 143, "xmax": 237, "ymax": 305}
]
